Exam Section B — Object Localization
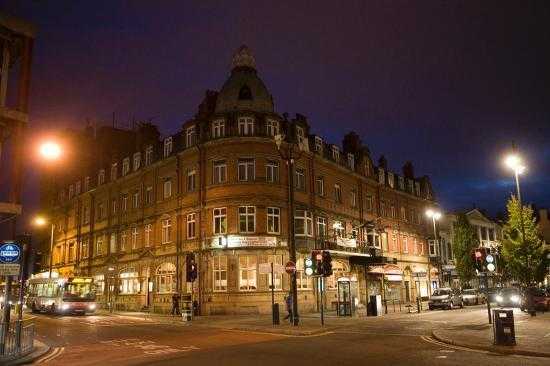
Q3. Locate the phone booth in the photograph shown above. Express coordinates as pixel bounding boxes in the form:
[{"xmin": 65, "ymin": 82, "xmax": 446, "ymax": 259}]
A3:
[{"xmin": 337, "ymin": 277, "xmax": 358, "ymax": 316}]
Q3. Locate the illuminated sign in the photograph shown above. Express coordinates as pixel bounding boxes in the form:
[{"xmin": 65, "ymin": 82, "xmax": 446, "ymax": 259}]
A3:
[{"xmin": 211, "ymin": 236, "xmax": 278, "ymax": 248}]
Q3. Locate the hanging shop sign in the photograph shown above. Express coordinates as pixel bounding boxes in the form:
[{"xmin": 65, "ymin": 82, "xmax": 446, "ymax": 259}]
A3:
[{"xmin": 336, "ymin": 237, "xmax": 357, "ymax": 248}]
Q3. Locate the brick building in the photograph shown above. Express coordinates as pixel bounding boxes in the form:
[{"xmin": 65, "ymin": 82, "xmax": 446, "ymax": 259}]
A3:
[{"xmin": 39, "ymin": 45, "xmax": 438, "ymax": 315}]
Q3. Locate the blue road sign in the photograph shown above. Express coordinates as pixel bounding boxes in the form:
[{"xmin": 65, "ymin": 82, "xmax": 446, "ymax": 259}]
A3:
[{"xmin": 0, "ymin": 242, "xmax": 21, "ymax": 264}]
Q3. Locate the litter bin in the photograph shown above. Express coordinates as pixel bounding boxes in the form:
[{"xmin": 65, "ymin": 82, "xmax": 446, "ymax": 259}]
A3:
[{"xmin": 493, "ymin": 309, "xmax": 515, "ymax": 345}]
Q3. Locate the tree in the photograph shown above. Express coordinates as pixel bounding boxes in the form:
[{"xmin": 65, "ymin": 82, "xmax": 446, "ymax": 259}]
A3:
[
  {"xmin": 452, "ymin": 213, "xmax": 479, "ymax": 284},
  {"xmin": 501, "ymin": 196, "xmax": 544, "ymax": 287}
]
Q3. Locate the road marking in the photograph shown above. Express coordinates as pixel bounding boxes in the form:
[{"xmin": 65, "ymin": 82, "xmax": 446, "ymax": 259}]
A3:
[
  {"xmin": 420, "ymin": 336, "xmax": 490, "ymax": 354},
  {"xmin": 35, "ymin": 346, "xmax": 65, "ymax": 364},
  {"xmin": 436, "ymin": 355, "xmax": 447, "ymax": 359},
  {"xmin": 221, "ymin": 328, "xmax": 334, "ymax": 338},
  {"xmin": 100, "ymin": 338, "xmax": 199, "ymax": 356}
]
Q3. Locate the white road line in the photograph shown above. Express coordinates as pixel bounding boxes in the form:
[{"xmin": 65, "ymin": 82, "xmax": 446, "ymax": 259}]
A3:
[
  {"xmin": 35, "ymin": 346, "xmax": 65, "ymax": 364},
  {"xmin": 420, "ymin": 336, "xmax": 490, "ymax": 354}
]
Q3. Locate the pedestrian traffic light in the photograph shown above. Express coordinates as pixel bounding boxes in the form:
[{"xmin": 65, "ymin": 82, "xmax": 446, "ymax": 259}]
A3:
[
  {"xmin": 321, "ymin": 251, "xmax": 332, "ymax": 277},
  {"xmin": 304, "ymin": 253, "xmax": 316, "ymax": 276},
  {"xmin": 314, "ymin": 251, "xmax": 324, "ymax": 276},
  {"xmin": 471, "ymin": 248, "xmax": 485, "ymax": 272},
  {"xmin": 186, "ymin": 253, "xmax": 197, "ymax": 282}
]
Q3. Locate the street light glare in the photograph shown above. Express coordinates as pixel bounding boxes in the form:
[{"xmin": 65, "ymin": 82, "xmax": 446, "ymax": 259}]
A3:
[
  {"xmin": 425, "ymin": 209, "xmax": 434, "ymax": 218},
  {"xmin": 425, "ymin": 209, "xmax": 442, "ymax": 220},
  {"xmin": 504, "ymin": 154, "xmax": 523, "ymax": 172},
  {"xmin": 33, "ymin": 216, "xmax": 47, "ymax": 226},
  {"xmin": 39, "ymin": 141, "xmax": 62, "ymax": 160}
]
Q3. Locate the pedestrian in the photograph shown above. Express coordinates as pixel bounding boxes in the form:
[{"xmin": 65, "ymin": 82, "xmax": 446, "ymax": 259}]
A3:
[
  {"xmin": 171, "ymin": 292, "xmax": 180, "ymax": 316},
  {"xmin": 284, "ymin": 293, "xmax": 293, "ymax": 322}
]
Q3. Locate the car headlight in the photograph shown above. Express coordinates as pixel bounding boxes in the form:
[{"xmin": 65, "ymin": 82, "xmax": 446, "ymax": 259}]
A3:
[
  {"xmin": 442, "ymin": 299, "xmax": 449, "ymax": 302},
  {"xmin": 511, "ymin": 295, "xmax": 520, "ymax": 303},
  {"xmin": 88, "ymin": 303, "xmax": 96, "ymax": 310},
  {"xmin": 496, "ymin": 295, "xmax": 503, "ymax": 302},
  {"xmin": 61, "ymin": 304, "xmax": 70, "ymax": 311}
]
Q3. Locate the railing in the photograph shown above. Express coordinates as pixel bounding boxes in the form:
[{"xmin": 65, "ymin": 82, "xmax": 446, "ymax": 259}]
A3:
[{"xmin": 0, "ymin": 322, "xmax": 35, "ymax": 360}]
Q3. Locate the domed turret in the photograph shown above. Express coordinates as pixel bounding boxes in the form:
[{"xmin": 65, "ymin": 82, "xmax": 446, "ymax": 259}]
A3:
[{"xmin": 215, "ymin": 45, "xmax": 274, "ymax": 114}]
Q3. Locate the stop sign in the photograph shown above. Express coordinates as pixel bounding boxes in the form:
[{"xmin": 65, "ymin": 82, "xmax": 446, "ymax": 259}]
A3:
[{"xmin": 285, "ymin": 261, "xmax": 296, "ymax": 274}]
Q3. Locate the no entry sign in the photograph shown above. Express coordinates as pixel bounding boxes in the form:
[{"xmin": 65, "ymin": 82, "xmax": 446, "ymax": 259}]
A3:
[{"xmin": 285, "ymin": 261, "xmax": 296, "ymax": 274}]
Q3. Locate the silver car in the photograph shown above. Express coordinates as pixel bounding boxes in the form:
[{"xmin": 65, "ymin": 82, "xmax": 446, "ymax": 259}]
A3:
[
  {"xmin": 428, "ymin": 288, "xmax": 463, "ymax": 310},
  {"xmin": 462, "ymin": 289, "xmax": 485, "ymax": 305}
]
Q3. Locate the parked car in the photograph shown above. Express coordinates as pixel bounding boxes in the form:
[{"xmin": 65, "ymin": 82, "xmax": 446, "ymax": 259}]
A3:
[
  {"xmin": 428, "ymin": 288, "xmax": 463, "ymax": 310},
  {"xmin": 495, "ymin": 287, "xmax": 522, "ymax": 308},
  {"xmin": 461, "ymin": 289, "xmax": 485, "ymax": 305},
  {"xmin": 521, "ymin": 287, "xmax": 550, "ymax": 312}
]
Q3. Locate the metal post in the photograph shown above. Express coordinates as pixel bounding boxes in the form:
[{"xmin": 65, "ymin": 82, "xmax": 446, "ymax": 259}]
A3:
[
  {"xmin": 15, "ymin": 239, "xmax": 30, "ymax": 351},
  {"xmin": 0, "ymin": 277, "xmax": 12, "ymax": 355},
  {"xmin": 270, "ymin": 262, "xmax": 276, "ymax": 325},
  {"xmin": 286, "ymin": 153, "xmax": 299, "ymax": 326},
  {"xmin": 48, "ymin": 223, "xmax": 54, "ymax": 278},
  {"xmin": 320, "ymin": 277, "xmax": 325, "ymax": 326},
  {"xmin": 485, "ymin": 274, "xmax": 492, "ymax": 324}
]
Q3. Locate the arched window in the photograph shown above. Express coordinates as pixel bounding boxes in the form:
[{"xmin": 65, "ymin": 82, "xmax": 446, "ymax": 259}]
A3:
[
  {"xmin": 156, "ymin": 262, "xmax": 176, "ymax": 294},
  {"xmin": 238, "ymin": 85, "xmax": 252, "ymax": 100},
  {"xmin": 327, "ymin": 261, "xmax": 349, "ymax": 289},
  {"xmin": 119, "ymin": 268, "xmax": 140, "ymax": 294}
]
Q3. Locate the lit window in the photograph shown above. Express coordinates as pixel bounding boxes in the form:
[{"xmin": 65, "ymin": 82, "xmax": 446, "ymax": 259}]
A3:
[
  {"xmin": 239, "ymin": 206, "xmax": 256, "ymax": 233},
  {"xmin": 164, "ymin": 137, "xmax": 173, "ymax": 157},
  {"xmin": 186, "ymin": 126, "xmax": 196, "ymax": 147},
  {"xmin": 212, "ymin": 120, "xmax": 225, "ymax": 138},
  {"xmin": 145, "ymin": 145, "xmax": 153, "ymax": 165},
  {"xmin": 81, "ymin": 238, "xmax": 89, "ymax": 259},
  {"xmin": 334, "ymin": 221, "xmax": 345, "ymax": 238},
  {"xmin": 95, "ymin": 236, "xmax": 104, "ymax": 256},
  {"xmin": 213, "ymin": 255, "xmax": 227, "ymax": 292},
  {"xmin": 238, "ymin": 117, "xmax": 254, "ymax": 136},
  {"xmin": 266, "ymin": 119, "xmax": 279, "ymax": 137},
  {"xmin": 131, "ymin": 227, "xmax": 139, "ymax": 249},
  {"xmin": 156, "ymin": 263, "xmax": 176, "ymax": 294},
  {"xmin": 187, "ymin": 213, "xmax": 196, "ymax": 239},
  {"xmin": 239, "ymin": 255, "xmax": 257, "ymax": 291},
  {"xmin": 133, "ymin": 152, "xmax": 141, "ymax": 171},
  {"xmin": 213, "ymin": 208, "xmax": 227, "ymax": 234},
  {"xmin": 265, "ymin": 160, "xmax": 279, "ymax": 183},
  {"xmin": 267, "ymin": 255, "xmax": 283, "ymax": 290},
  {"xmin": 163, "ymin": 179, "xmax": 172, "ymax": 199},
  {"xmin": 314, "ymin": 136, "xmax": 323, "ymax": 153},
  {"xmin": 119, "ymin": 269, "xmax": 140, "ymax": 294},
  {"xmin": 317, "ymin": 217, "xmax": 327, "ymax": 238},
  {"xmin": 144, "ymin": 224, "xmax": 152, "ymax": 247},
  {"xmin": 295, "ymin": 210, "xmax": 313, "ymax": 237},
  {"xmin": 401, "ymin": 206, "xmax": 407, "ymax": 221},
  {"xmin": 267, "ymin": 207, "xmax": 280, "ymax": 234},
  {"xmin": 120, "ymin": 231, "xmax": 128, "ymax": 251},
  {"xmin": 334, "ymin": 184, "xmax": 342, "ymax": 203},
  {"xmin": 367, "ymin": 230, "xmax": 381, "ymax": 249},
  {"xmin": 122, "ymin": 158, "xmax": 130, "ymax": 176},
  {"xmin": 213, "ymin": 160, "xmax": 227, "ymax": 184},
  {"xmin": 161, "ymin": 218, "xmax": 172, "ymax": 244},
  {"xmin": 122, "ymin": 195, "xmax": 128, "ymax": 212},
  {"xmin": 133, "ymin": 190, "xmax": 140, "ymax": 208},
  {"xmin": 187, "ymin": 170, "xmax": 196, "ymax": 191},
  {"xmin": 238, "ymin": 159, "xmax": 255, "ymax": 182},
  {"xmin": 296, "ymin": 256, "xmax": 311, "ymax": 289}
]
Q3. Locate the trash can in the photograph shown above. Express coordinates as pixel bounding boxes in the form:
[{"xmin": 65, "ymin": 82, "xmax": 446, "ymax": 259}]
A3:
[
  {"xmin": 272, "ymin": 303, "xmax": 280, "ymax": 325},
  {"xmin": 493, "ymin": 309, "xmax": 515, "ymax": 345}
]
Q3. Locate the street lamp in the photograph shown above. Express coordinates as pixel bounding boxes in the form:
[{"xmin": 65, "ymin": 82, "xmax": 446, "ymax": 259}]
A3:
[
  {"xmin": 33, "ymin": 216, "xmax": 55, "ymax": 279},
  {"xmin": 426, "ymin": 209, "xmax": 442, "ymax": 287},
  {"xmin": 38, "ymin": 141, "xmax": 62, "ymax": 161},
  {"xmin": 274, "ymin": 133, "xmax": 304, "ymax": 326},
  {"xmin": 504, "ymin": 153, "xmax": 526, "ymax": 205}
]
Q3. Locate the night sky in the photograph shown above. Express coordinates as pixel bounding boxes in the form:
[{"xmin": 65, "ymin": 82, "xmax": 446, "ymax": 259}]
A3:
[{"xmin": 3, "ymin": 1, "xmax": 550, "ymax": 230}]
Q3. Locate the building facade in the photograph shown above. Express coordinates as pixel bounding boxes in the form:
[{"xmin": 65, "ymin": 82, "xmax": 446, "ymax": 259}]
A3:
[
  {"xmin": 39, "ymin": 46, "xmax": 437, "ymax": 315},
  {"xmin": 437, "ymin": 209, "xmax": 502, "ymax": 288}
]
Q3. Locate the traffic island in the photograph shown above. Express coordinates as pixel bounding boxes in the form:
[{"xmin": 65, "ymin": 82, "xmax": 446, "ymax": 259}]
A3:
[{"xmin": 432, "ymin": 312, "xmax": 550, "ymax": 358}]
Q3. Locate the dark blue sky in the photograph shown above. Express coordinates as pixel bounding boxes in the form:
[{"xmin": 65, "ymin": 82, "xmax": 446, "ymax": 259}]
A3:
[{"xmin": 3, "ymin": 0, "xmax": 550, "ymax": 226}]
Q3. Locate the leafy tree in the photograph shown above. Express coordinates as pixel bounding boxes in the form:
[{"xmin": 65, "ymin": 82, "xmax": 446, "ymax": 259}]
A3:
[
  {"xmin": 501, "ymin": 196, "xmax": 544, "ymax": 287},
  {"xmin": 452, "ymin": 213, "xmax": 479, "ymax": 284}
]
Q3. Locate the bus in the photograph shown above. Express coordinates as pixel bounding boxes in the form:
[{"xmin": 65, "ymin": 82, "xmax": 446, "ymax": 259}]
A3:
[{"xmin": 26, "ymin": 273, "xmax": 97, "ymax": 315}]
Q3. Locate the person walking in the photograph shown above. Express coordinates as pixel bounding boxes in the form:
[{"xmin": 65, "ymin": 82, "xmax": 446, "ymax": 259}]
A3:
[
  {"xmin": 284, "ymin": 293, "xmax": 293, "ymax": 322},
  {"xmin": 171, "ymin": 292, "xmax": 180, "ymax": 316}
]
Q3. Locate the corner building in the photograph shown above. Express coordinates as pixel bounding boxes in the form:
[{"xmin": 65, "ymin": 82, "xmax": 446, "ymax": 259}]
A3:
[{"xmin": 42, "ymin": 46, "xmax": 438, "ymax": 315}]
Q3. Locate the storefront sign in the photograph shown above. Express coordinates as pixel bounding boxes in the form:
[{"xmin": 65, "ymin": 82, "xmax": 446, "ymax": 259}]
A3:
[
  {"xmin": 211, "ymin": 236, "xmax": 278, "ymax": 248},
  {"xmin": 336, "ymin": 237, "xmax": 357, "ymax": 248},
  {"xmin": 0, "ymin": 264, "xmax": 20, "ymax": 276},
  {"xmin": 412, "ymin": 271, "xmax": 427, "ymax": 278},
  {"xmin": 386, "ymin": 274, "xmax": 403, "ymax": 281}
]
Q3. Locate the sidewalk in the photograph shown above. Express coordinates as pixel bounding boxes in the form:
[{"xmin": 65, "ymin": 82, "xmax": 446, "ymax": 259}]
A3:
[
  {"xmin": 3, "ymin": 339, "xmax": 50, "ymax": 366},
  {"xmin": 432, "ymin": 310, "xmax": 550, "ymax": 358}
]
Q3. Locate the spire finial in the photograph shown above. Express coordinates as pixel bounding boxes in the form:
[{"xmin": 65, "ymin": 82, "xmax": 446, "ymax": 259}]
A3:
[{"xmin": 231, "ymin": 45, "xmax": 256, "ymax": 70}]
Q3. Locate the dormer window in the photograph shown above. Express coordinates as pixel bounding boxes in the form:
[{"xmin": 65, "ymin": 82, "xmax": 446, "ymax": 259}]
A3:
[
  {"xmin": 347, "ymin": 153, "xmax": 355, "ymax": 171},
  {"xmin": 238, "ymin": 117, "xmax": 254, "ymax": 136},
  {"xmin": 387, "ymin": 172, "xmax": 395, "ymax": 188},
  {"xmin": 331, "ymin": 145, "xmax": 340, "ymax": 162},
  {"xmin": 238, "ymin": 85, "xmax": 252, "ymax": 100},
  {"xmin": 122, "ymin": 158, "xmax": 130, "ymax": 176},
  {"xmin": 145, "ymin": 145, "xmax": 153, "ymax": 165},
  {"xmin": 398, "ymin": 176, "xmax": 405, "ymax": 190},
  {"xmin": 266, "ymin": 119, "xmax": 279, "ymax": 137},
  {"xmin": 186, "ymin": 126, "xmax": 196, "ymax": 147},
  {"xmin": 164, "ymin": 137, "xmax": 173, "ymax": 157},
  {"xmin": 212, "ymin": 120, "xmax": 225, "ymax": 138},
  {"xmin": 314, "ymin": 137, "xmax": 323, "ymax": 153},
  {"xmin": 133, "ymin": 152, "xmax": 141, "ymax": 171}
]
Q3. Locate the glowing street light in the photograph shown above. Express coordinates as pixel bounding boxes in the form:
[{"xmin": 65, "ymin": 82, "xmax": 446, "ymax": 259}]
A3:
[
  {"xmin": 39, "ymin": 141, "xmax": 62, "ymax": 161},
  {"xmin": 504, "ymin": 153, "xmax": 526, "ymax": 204}
]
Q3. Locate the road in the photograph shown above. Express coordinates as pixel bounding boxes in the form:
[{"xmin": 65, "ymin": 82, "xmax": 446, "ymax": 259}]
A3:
[{"xmin": 27, "ymin": 306, "xmax": 548, "ymax": 366}]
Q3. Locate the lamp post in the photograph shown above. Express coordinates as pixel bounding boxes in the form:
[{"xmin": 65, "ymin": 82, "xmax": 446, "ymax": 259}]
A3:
[
  {"xmin": 274, "ymin": 133, "xmax": 303, "ymax": 326},
  {"xmin": 425, "ymin": 209, "xmax": 442, "ymax": 287},
  {"xmin": 33, "ymin": 216, "xmax": 55, "ymax": 279}
]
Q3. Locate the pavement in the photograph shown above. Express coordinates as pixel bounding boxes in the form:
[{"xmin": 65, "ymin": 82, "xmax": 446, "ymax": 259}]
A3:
[
  {"xmin": 432, "ymin": 308, "xmax": 550, "ymax": 358},
  {"xmin": 3, "ymin": 339, "xmax": 50, "ymax": 366}
]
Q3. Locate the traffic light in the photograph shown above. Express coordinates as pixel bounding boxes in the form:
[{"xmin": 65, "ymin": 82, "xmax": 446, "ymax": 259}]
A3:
[
  {"xmin": 485, "ymin": 248, "xmax": 496, "ymax": 272},
  {"xmin": 321, "ymin": 251, "xmax": 332, "ymax": 277},
  {"xmin": 304, "ymin": 253, "xmax": 317, "ymax": 276},
  {"xmin": 472, "ymin": 248, "xmax": 485, "ymax": 272},
  {"xmin": 186, "ymin": 253, "xmax": 197, "ymax": 282},
  {"xmin": 314, "ymin": 251, "xmax": 324, "ymax": 276}
]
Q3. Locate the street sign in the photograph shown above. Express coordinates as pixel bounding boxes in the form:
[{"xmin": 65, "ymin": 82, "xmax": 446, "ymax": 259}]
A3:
[
  {"xmin": 285, "ymin": 261, "xmax": 296, "ymax": 274},
  {"xmin": 0, "ymin": 242, "xmax": 21, "ymax": 264},
  {"xmin": 0, "ymin": 264, "xmax": 20, "ymax": 276}
]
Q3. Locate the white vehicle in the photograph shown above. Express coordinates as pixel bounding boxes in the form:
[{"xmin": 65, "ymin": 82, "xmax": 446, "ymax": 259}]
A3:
[{"xmin": 26, "ymin": 273, "xmax": 97, "ymax": 315}]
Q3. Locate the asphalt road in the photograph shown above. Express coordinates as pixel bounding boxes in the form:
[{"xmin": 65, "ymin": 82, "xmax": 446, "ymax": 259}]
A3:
[{"xmin": 28, "ymin": 306, "xmax": 548, "ymax": 366}]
